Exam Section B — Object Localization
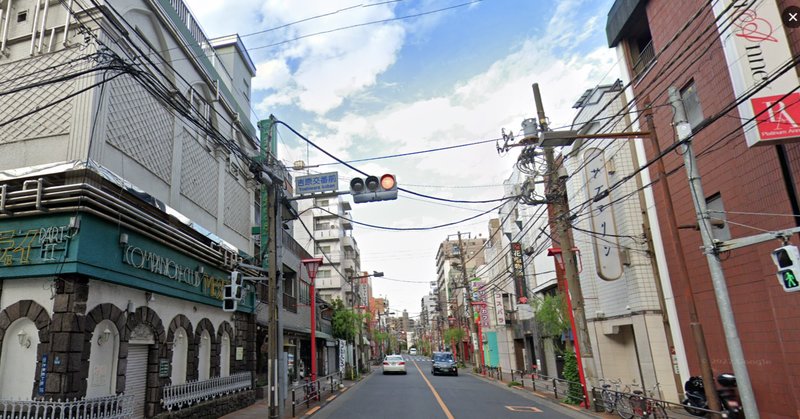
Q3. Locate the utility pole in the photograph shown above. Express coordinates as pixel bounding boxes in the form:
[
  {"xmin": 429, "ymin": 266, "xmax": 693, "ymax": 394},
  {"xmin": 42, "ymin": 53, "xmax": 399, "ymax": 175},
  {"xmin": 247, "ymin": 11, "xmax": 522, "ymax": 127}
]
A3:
[
  {"xmin": 643, "ymin": 105, "xmax": 718, "ymax": 411},
  {"xmin": 457, "ymin": 231, "xmax": 478, "ymax": 366},
  {"xmin": 669, "ymin": 87, "xmax": 759, "ymax": 418},
  {"xmin": 260, "ymin": 116, "xmax": 280, "ymax": 419},
  {"xmin": 533, "ymin": 84, "xmax": 597, "ymax": 400}
]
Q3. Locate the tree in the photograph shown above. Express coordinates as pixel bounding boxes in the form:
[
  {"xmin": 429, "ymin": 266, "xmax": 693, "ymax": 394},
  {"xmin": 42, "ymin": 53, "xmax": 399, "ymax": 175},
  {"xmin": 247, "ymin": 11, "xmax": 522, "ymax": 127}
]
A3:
[
  {"xmin": 331, "ymin": 299, "xmax": 358, "ymax": 341},
  {"xmin": 443, "ymin": 327, "xmax": 465, "ymax": 361},
  {"xmin": 530, "ymin": 292, "xmax": 570, "ymax": 338}
]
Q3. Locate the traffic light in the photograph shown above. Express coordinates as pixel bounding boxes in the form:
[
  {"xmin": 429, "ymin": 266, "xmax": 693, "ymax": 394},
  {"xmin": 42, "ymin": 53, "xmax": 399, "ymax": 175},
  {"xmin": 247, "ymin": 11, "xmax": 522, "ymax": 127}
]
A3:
[
  {"xmin": 771, "ymin": 245, "xmax": 800, "ymax": 292},
  {"xmin": 349, "ymin": 174, "xmax": 398, "ymax": 203},
  {"xmin": 223, "ymin": 271, "xmax": 245, "ymax": 312}
]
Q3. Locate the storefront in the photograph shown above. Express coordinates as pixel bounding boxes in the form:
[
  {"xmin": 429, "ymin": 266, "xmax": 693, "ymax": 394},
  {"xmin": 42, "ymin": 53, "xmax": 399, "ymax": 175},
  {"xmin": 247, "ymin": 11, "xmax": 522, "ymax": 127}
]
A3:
[{"xmin": 0, "ymin": 188, "xmax": 257, "ymax": 417}]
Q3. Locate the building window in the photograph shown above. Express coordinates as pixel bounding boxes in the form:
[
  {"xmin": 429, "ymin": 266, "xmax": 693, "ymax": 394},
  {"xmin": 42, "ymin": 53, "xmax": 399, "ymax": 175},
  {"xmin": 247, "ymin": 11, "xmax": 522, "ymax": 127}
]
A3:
[
  {"xmin": 317, "ymin": 270, "xmax": 331, "ymax": 278},
  {"xmin": 299, "ymin": 281, "xmax": 311, "ymax": 305},
  {"xmin": 681, "ymin": 80, "xmax": 704, "ymax": 129},
  {"xmin": 706, "ymin": 193, "xmax": 731, "ymax": 242},
  {"xmin": 314, "ymin": 222, "xmax": 330, "ymax": 231},
  {"xmin": 315, "ymin": 199, "xmax": 329, "ymax": 207},
  {"xmin": 17, "ymin": 11, "xmax": 26, "ymax": 22}
]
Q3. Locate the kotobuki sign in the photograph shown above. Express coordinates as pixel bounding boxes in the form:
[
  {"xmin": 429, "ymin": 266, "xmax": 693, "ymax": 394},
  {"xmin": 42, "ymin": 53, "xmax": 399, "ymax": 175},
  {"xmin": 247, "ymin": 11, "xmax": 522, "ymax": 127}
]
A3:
[{"xmin": 295, "ymin": 172, "xmax": 338, "ymax": 195}]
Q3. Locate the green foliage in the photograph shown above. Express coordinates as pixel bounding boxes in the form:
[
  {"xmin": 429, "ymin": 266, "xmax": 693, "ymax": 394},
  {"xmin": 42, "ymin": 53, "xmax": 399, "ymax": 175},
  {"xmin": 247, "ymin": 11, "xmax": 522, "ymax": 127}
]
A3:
[
  {"xmin": 331, "ymin": 299, "xmax": 358, "ymax": 341},
  {"xmin": 508, "ymin": 381, "xmax": 522, "ymax": 387},
  {"xmin": 562, "ymin": 350, "xmax": 584, "ymax": 405},
  {"xmin": 444, "ymin": 327, "xmax": 465, "ymax": 344},
  {"xmin": 531, "ymin": 293, "xmax": 570, "ymax": 338}
]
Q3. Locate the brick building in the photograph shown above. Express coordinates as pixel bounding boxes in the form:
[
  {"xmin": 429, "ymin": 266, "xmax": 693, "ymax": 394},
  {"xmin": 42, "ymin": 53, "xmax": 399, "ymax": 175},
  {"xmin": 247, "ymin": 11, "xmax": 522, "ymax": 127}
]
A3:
[{"xmin": 608, "ymin": 0, "xmax": 800, "ymax": 416}]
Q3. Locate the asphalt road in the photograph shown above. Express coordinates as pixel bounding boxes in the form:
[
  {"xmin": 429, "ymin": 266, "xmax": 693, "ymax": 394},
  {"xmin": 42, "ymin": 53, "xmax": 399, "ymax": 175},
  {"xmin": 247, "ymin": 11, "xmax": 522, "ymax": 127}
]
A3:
[{"xmin": 313, "ymin": 355, "xmax": 589, "ymax": 419}]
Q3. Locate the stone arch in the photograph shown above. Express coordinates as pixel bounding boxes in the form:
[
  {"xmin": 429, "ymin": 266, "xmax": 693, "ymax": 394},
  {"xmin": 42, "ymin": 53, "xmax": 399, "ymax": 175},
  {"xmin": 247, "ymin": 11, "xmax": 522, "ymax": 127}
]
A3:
[
  {"xmin": 194, "ymin": 319, "xmax": 215, "ymax": 379},
  {"xmin": 125, "ymin": 306, "xmax": 167, "ymax": 418},
  {"xmin": 167, "ymin": 315, "xmax": 196, "ymax": 382},
  {"xmin": 83, "ymin": 303, "xmax": 126, "ymax": 394},
  {"xmin": 217, "ymin": 321, "xmax": 234, "ymax": 377},
  {"xmin": 0, "ymin": 300, "xmax": 50, "ymax": 399}
]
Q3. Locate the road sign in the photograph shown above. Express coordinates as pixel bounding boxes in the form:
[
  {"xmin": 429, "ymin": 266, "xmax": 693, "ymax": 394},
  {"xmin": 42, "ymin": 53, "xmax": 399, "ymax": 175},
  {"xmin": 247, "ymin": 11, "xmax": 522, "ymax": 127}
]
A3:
[{"xmin": 296, "ymin": 172, "xmax": 338, "ymax": 195}]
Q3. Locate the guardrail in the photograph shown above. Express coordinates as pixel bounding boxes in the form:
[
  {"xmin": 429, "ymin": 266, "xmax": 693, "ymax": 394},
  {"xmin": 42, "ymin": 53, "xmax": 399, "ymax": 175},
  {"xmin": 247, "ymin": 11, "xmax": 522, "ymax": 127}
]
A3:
[
  {"xmin": 290, "ymin": 372, "xmax": 343, "ymax": 418},
  {"xmin": 0, "ymin": 394, "xmax": 133, "ymax": 419},
  {"xmin": 161, "ymin": 372, "xmax": 252, "ymax": 411},
  {"xmin": 592, "ymin": 386, "xmax": 734, "ymax": 418}
]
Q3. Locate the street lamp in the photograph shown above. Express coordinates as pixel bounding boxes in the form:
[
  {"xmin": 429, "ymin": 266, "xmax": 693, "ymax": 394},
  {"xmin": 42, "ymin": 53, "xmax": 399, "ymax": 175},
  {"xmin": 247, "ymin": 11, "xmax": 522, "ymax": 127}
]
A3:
[{"xmin": 301, "ymin": 257, "xmax": 323, "ymax": 384}]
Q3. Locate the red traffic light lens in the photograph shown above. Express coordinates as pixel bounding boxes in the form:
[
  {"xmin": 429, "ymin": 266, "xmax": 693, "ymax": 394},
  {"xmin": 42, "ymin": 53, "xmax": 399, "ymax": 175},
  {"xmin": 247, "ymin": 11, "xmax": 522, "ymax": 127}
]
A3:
[{"xmin": 380, "ymin": 174, "xmax": 395, "ymax": 190}]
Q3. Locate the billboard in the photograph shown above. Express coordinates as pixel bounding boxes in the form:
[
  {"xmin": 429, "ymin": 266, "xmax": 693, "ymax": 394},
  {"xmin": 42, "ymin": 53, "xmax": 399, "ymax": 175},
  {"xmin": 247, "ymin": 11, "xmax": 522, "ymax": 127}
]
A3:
[
  {"xmin": 713, "ymin": 0, "xmax": 800, "ymax": 147},
  {"xmin": 510, "ymin": 242, "xmax": 529, "ymax": 303}
]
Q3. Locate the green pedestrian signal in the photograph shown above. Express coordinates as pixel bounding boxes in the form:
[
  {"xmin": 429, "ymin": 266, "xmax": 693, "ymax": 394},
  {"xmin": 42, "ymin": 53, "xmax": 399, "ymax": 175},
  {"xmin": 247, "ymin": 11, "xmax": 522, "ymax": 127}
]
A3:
[
  {"xmin": 783, "ymin": 270, "xmax": 799, "ymax": 289},
  {"xmin": 772, "ymin": 245, "xmax": 800, "ymax": 293}
]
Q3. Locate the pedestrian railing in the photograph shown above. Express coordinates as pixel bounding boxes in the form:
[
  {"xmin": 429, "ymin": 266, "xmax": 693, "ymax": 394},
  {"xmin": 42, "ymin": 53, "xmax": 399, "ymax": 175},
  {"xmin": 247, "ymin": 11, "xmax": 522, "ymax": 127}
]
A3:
[
  {"xmin": 0, "ymin": 393, "xmax": 133, "ymax": 419},
  {"xmin": 592, "ymin": 386, "xmax": 733, "ymax": 418},
  {"xmin": 528, "ymin": 373, "xmax": 587, "ymax": 406},
  {"xmin": 289, "ymin": 372, "xmax": 343, "ymax": 418},
  {"xmin": 161, "ymin": 372, "xmax": 252, "ymax": 411}
]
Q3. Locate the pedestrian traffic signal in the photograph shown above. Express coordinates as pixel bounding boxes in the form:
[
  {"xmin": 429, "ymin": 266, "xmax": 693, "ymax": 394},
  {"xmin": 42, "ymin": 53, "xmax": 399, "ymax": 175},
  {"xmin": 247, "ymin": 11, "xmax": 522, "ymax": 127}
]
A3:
[
  {"xmin": 771, "ymin": 245, "xmax": 800, "ymax": 292},
  {"xmin": 349, "ymin": 174, "xmax": 398, "ymax": 203}
]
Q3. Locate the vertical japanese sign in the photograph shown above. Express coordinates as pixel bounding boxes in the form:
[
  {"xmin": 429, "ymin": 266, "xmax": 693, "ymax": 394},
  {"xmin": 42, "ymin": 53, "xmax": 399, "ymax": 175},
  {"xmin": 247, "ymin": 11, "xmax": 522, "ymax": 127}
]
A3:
[
  {"xmin": 583, "ymin": 148, "xmax": 623, "ymax": 281},
  {"xmin": 713, "ymin": 0, "xmax": 800, "ymax": 147},
  {"xmin": 510, "ymin": 243, "xmax": 529, "ymax": 303},
  {"xmin": 494, "ymin": 292, "xmax": 506, "ymax": 326},
  {"xmin": 338, "ymin": 339, "xmax": 346, "ymax": 372}
]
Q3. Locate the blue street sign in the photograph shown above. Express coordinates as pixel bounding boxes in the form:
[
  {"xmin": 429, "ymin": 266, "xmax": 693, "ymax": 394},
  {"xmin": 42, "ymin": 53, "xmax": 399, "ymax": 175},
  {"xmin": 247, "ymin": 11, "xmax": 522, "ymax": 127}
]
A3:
[{"xmin": 295, "ymin": 172, "xmax": 339, "ymax": 195}]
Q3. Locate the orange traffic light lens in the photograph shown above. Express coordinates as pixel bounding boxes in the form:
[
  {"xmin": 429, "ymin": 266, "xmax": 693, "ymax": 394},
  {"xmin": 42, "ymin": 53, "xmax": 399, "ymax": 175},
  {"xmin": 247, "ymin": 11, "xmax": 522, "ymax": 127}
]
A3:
[{"xmin": 380, "ymin": 174, "xmax": 395, "ymax": 189}]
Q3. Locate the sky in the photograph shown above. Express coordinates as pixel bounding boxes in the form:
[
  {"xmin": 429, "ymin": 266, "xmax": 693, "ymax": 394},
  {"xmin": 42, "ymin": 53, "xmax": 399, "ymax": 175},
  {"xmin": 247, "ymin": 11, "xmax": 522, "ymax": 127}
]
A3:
[{"xmin": 184, "ymin": 0, "xmax": 620, "ymax": 316}]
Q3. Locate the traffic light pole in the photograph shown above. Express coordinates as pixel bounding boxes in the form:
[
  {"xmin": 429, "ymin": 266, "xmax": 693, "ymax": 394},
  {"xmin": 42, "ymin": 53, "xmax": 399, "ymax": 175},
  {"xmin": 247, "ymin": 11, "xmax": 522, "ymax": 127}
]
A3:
[{"xmin": 669, "ymin": 87, "xmax": 759, "ymax": 418}]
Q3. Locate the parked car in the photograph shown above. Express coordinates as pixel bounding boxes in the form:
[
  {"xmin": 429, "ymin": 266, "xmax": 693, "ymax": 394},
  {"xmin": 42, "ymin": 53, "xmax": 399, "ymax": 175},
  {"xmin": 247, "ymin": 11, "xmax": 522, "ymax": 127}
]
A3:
[
  {"xmin": 409, "ymin": 348, "xmax": 417, "ymax": 355},
  {"xmin": 383, "ymin": 355, "xmax": 407, "ymax": 375},
  {"xmin": 431, "ymin": 352, "xmax": 457, "ymax": 376}
]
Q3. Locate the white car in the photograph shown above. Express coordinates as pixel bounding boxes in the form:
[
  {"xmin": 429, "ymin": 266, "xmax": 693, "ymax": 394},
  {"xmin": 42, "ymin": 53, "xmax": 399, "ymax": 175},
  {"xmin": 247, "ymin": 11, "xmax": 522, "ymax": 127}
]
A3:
[
  {"xmin": 382, "ymin": 355, "xmax": 407, "ymax": 375},
  {"xmin": 409, "ymin": 348, "xmax": 417, "ymax": 355}
]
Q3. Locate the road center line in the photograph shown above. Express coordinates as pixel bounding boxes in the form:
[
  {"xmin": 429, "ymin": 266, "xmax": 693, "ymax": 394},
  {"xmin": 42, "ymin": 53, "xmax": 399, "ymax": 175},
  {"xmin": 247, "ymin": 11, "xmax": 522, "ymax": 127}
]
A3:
[{"xmin": 412, "ymin": 358, "xmax": 455, "ymax": 419}]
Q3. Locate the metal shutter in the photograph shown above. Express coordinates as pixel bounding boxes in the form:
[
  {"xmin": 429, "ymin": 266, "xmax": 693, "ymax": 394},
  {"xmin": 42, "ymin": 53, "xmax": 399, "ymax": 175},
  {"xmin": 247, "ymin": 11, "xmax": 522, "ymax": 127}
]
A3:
[{"xmin": 127, "ymin": 345, "xmax": 149, "ymax": 419}]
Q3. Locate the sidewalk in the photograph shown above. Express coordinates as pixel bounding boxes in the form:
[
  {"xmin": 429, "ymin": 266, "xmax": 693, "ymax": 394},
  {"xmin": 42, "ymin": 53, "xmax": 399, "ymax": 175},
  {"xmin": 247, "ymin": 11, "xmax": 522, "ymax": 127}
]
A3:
[{"xmin": 222, "ymin": 368, "xmax": 375, "ymax": 419}]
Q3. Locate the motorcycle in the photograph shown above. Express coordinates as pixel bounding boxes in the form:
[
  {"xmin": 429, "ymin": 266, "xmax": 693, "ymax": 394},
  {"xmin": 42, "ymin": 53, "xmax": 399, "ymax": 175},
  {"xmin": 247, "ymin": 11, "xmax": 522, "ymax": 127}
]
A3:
[{"xmin": 682, "ymin": 373, "xmax": 742, "ymax": 418}]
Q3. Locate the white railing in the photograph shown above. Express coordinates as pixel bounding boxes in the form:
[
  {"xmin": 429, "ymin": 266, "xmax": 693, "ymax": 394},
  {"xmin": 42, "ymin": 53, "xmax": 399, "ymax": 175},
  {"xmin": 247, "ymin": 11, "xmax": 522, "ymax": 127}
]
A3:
[
  {"xmin": 161, "ymin": 372, "xmax": 252, "ymax": 411},
  {"xmin": 0, "ymin": 394, "xmax": 133, "ymax": 419}
]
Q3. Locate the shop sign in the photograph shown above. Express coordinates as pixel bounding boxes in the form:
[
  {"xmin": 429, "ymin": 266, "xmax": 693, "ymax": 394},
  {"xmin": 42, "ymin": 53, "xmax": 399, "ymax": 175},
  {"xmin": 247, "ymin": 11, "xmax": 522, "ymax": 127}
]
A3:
[
  {"xmin": 0, "ymin": 224, "xmax": 73, "ymax": 266},
  {"xmin": 510, "ymin": 243, "xmax": 528, "ymax": 303},
  {"xmin": 583, "ymin": 148, "xmax": 622, "ymax": 281},
  {"xmin": 713, "ymin": 0, "xmax": 800, "ymax": 147},
  {"xmin": 159, "ymin": 359, "xmax": 170, "ymax": 378}
]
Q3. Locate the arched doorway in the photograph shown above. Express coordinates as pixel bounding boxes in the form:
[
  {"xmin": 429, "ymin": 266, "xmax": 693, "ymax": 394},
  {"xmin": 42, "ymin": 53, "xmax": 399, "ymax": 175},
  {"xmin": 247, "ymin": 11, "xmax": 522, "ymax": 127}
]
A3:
[
  {"xmin": 0, "ymin": 318, "xmax": 39, "ymax": 399},
  {"xmin": 86, "ymin": 320, "xmax": 120, "ymax": 398},
  {"xmin": 128, "ymin": 323, "xmax": 155, "ymax": 419}
]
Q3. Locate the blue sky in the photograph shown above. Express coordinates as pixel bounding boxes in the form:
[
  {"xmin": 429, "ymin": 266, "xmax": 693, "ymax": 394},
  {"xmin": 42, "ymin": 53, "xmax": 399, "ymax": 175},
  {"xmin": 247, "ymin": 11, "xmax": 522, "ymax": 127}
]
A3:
[{"xmin": 185, "ymin": 0, "xmax": 619, "ymax": 315}]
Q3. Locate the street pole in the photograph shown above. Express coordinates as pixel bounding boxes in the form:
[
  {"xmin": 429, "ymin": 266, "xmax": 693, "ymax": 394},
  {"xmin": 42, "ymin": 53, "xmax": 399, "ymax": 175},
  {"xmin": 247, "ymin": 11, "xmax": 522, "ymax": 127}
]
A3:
[
  {"xmin": 457, "ymin": 232, "xmax": 478, "ymax": 365},
  {"xmin": 472, "ymin": 302, "xmax": 486, "ymax": 375},
  {"xmin": 669, "ymin": 87, "xmax": 759, "ymax": 418},
  {"xmin": 643, "ymin": 106, "xmax": 718, "ymax": 410},
  {"xmin": 259, "ymin": 116, "xmax": 279, "ymax": 419},
  {"xmin": 533, "ymin": 84, "xmax": 596, "ymax": 404}
]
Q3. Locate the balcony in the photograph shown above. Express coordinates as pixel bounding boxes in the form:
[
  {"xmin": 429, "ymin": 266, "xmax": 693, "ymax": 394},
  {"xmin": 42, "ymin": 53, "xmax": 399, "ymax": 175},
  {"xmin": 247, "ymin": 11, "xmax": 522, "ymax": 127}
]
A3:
[
  {"xmin": 341, "ymin": 212, "xmax": 353, "ymax": 230},
  {"xmin": 342, "ymin": 236, "xmax": 357, "ymax": 250},
  {"xmin": 342, "ymin": 258, "xmax": 356, "ymax": 274},
  {"xmin": 314, "ymin": 229, "xmax": 342, "ymax": 241},
  {"xmin": 631, "ymin": 40, "xmax": 655, "ymax": 76}
]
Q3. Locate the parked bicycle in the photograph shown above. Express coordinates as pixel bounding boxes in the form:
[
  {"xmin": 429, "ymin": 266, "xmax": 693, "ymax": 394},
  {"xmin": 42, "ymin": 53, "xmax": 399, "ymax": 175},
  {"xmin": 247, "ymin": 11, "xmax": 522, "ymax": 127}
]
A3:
[
  {"xmin": 626, "ymin": 382, "xmax": 667, "ymax": 419},
  {"xmin": 599, "ymin": 378, "xmax": 624, "ymax": 414}
]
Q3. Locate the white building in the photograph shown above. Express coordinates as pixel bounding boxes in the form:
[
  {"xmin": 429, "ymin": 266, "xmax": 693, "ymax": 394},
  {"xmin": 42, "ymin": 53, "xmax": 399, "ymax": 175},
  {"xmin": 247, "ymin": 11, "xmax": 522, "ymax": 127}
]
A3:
[
  {"xmin": 0, "ymin": 0, "xmax": 260, "ymax": 417},
  {"xmin": 292, "ymin": 196, "xmax": 361, "ymax": 305}
]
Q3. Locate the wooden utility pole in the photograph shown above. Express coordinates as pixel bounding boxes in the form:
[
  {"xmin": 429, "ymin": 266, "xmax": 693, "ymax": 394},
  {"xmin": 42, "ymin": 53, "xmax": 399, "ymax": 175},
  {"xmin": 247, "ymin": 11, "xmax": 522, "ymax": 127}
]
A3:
[
  {"xmin": 457, "ymin": 231, "xmax": 478, "ymax": 366},
  {"xmin": 533, "ymin": 84, "xmax": 596, "ymax": 406}
]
